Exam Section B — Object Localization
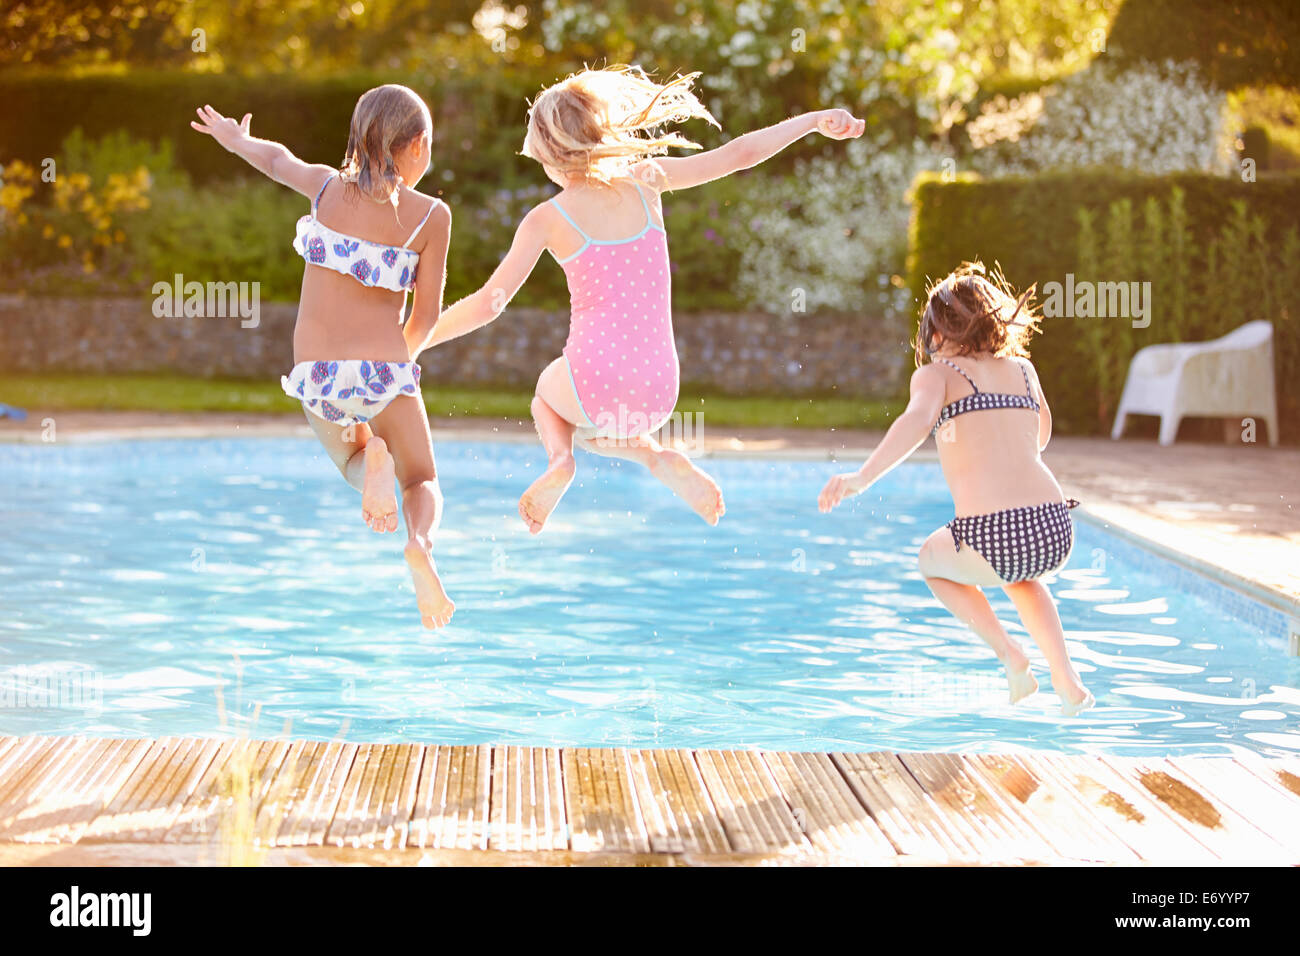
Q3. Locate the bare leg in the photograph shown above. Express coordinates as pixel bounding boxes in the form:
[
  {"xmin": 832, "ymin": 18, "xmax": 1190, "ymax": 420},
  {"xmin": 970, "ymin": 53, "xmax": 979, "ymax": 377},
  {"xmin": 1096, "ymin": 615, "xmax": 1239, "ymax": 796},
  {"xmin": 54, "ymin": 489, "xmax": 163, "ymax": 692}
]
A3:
[
  {"xmin": 518, "ymin": 358, "xmax": 585, "ymax": 534},
  {"xmin": 918, "ymin": 527, "xmax": 1037, "ymax": 703},
  {"xmin": 1002, "ymin": 580, "xmax": 1093, "ymax": 714},
  {"xmin": 576, "ymin": 432, "xmax": 725, "ymax": 525},
  {"xmin": 366, "ymin": 395, "xmax": 454, "ymax": 629},
  {"xmin": 303, "ymin": 411, "xmax": 397, "ymax": 532}
]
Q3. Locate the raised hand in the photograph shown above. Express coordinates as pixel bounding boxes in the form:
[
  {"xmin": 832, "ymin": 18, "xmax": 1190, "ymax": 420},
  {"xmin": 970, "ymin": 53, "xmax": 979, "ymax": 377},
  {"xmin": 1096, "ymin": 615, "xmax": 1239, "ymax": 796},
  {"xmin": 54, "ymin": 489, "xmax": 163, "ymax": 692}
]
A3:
[
  {"xmin": 190, "ymin": 105, "xmax": 252, "ymax": 153},
  {"xmin": 818, "ymin": 469, "xmax": 869, "ymax": 513},
  {"xmin": 815, "ymin": 109, "xmax": 865, "ymax": 141}
]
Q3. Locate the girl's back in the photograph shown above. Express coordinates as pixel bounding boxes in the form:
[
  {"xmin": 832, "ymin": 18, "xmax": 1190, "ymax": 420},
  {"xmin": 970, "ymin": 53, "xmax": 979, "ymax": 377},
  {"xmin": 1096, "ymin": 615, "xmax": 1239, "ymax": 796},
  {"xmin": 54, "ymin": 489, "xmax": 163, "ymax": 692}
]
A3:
[
  {"xmin": 295, "ymin": 181, "xmax": 439, "ymax": 362},
  {"xmin": 546, "ymin": 179, "xmax": 677, "ymax": 434},
  {"xmin": 931, "ymin": 353, "xmax": 1063, "ymax": 516}
]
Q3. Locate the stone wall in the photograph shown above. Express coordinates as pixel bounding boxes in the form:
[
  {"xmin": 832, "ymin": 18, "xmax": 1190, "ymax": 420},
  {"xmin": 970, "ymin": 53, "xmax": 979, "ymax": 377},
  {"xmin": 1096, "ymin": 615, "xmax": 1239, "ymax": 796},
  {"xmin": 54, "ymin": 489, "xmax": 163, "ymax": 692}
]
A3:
[{"xmin": 0, "ymin": 294, "xmax": 906, "ymax": 397}]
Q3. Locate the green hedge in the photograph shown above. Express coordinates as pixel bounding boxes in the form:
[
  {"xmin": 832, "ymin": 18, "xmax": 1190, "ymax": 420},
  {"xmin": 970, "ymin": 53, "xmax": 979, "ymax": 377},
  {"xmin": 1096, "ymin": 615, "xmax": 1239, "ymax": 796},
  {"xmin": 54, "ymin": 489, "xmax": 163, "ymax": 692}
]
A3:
[
  {"xmin": 0, "ymin": 69, "xmax": 547, "ymax": 196},
  {"xmin": 907, "ymin": 170, "xmax": 1300, "ymax": 440},
  {"xmin": 1107, "ymin": 0, "xmax": 1300, "ymax": 89}
]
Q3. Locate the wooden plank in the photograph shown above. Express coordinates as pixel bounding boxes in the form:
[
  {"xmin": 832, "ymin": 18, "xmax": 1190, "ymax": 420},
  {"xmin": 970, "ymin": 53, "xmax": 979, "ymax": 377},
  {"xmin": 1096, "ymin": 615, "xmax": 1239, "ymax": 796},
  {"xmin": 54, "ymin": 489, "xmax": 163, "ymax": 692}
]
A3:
[
  {"xmin": 561, "ymin": 747, "xmax": 601, "ymax": 853},
  {"xmin": 341, "ymin": 742, "xmax": 397, "ymax": 849},
  {"xmin": 0, "ymin": 738, "xmax": 115, "ymax": 842},
  {"xmin": 6, "ymin": 736, "xmax": 1298, "ymax": 866},
  {"xmin": 962, "ymin": 754, "xmax": 1142, "ymax": 864},
  {"xmin": 1038, "ymin": 754, "xmax": 1221, "ymax": 864},
  {"xmin": 1233, "ymin": 752, "xmax": 1300, "ymax": 809},
  {"xmin": 0, "ymin": 737, "xmax": 98, "ymax": 834},
  {"xmin": 536, "ymin": 747, "xmax": 567, "ymax": 851},
  {"xmin": 256, "ymin": 741, "xmax": 322, "ymax": 846},
  {"xmin": 326, "ymin": 743, "xmax": 379, "ymax": 848},
  {"xmin": 1100, "ymin": 755, "xmax": 1292, "ymax": 864},
  {"xmin": 455, "ymin": 745, "xmax": 490, "ymax": 850},
  {"xmin": 371, "ymin": 744, "xmax": 423, "ymax": 850},
  {"xmin": 1168, "ymin": 757, "xmax": 1300, "ymax": 860},
  {"xmin": 489, "ymin": 745, "xmax": 519, "ymax": 851},
  {"xmin": 659, "ymin": 749, "xmax": 728, "ymax": 855},
  {"xmin": 695, "ymin": 750, "xmax": 805, "ymax": 855},
  {"xmin": 0, "ymin": 735, "xmax": 55, "ymax": 788},
  {"xmin": 136, "ymin": 737, "xmax": 224, "ymax": 842},
  {"xmin": 410, "ymin": 745, "xmax": 489, "ymax": 850},
  {"xmin": 80, "ymin": 737, "xmax": 186, "ymax": 842},
  {"xmin": 898, "ymin": 752, "xmax": 1065, "ymax": 862},
  {"xmin": 562, "ymin": 747, "xmax": 650, "ymax": 854},
  {"xmin": 625, "ymin": 749, "xmax": 729, "ymax": 855},
  {"xmin": 831, "ymin": 752, "xmax": 978, "ymax": 861},
  {"xmin": 763, "ymin": 751, "xmax": 895, "ymax": 859},
  {"xmin": 489, "ymin": 746, "xmax": 566, "ymax": 851},
  {"xmin": 0, "ymin": 736, "xmax": 71, "ymax": 827},
  {"xmin": 264, "ymin": 740, "xmax": 326, "ymax": 846},
  {"xmin": 625, "ymin": 749, "xmax": 685, "ymax": 853},
  {"xmin": 166, "ymin": 739, "xmax": 240, "ymax": 843},
  {"xmin": 201, "ymin": 738, "xmax": 293, "ymax": 850},
  {"xmin": 281, "ymin": 742, "xmax": 357, "ymax": 847}
]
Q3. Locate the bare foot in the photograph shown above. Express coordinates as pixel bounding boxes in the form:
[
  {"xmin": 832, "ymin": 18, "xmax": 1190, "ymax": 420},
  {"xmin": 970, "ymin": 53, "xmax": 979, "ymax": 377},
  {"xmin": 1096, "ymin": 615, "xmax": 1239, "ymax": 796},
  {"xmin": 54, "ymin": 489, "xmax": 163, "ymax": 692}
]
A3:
[
  {"xmin": 1006, "ymin": 665, "xmax": 1039, "ymax": 704},
  {"xmin": 361, "ymin": 438, "xmax": 398, "ymax": 533},
  {"xmin": 1061, "ymin": 687, "xmax": 1096, "ymax": 717},
  {"xmin": 519, "ymin": 453, "xmax": 576, "ymax": 534},
  {"xmin": 651, "ymin": 449, "xmax": 725, "ymax": 525},
  {"xmin": 403, "ymin": 540, "xmax": 455, "ymax": 629}
]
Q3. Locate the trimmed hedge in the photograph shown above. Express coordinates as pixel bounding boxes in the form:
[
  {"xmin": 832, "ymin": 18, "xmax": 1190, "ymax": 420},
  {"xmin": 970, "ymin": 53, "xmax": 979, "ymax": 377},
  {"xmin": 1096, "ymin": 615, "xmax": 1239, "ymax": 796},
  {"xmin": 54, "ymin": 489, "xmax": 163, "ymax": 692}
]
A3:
[
  {"xmin": 1108, "ymin": 0, "xmax": 1300, "ymax": 89},
  {"xmin": 0, "ymin": 69, "xmax": 546, "ymax": 195},
  {"xmin": 907, "ymin": 170, "xmax": 1300, "ymax": 439}
]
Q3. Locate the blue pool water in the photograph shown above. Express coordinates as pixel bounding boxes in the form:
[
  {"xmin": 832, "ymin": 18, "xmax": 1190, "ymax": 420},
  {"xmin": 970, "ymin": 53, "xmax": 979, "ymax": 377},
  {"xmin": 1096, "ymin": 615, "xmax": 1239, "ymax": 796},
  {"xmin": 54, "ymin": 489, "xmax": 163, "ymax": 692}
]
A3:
[{"xmin": 1, "ymin": 437, "xmax": 1297, "ymax": 756}]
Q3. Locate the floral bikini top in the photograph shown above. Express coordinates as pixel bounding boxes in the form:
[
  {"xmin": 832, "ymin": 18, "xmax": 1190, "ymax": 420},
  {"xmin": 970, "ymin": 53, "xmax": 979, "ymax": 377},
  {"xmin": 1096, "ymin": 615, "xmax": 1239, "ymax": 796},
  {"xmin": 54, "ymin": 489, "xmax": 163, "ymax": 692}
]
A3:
[{"xmin": 292, "ymin": 174, "xmax": 440, "ymax": 293}]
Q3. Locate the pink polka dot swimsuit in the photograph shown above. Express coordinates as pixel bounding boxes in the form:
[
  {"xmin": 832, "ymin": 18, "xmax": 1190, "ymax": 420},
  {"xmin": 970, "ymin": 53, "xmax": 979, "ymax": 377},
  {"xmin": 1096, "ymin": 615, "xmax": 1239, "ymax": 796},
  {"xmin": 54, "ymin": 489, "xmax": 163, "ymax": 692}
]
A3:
[{"xmin": 551, "ymin": 184, "xmax": 679, "ymax": 438}]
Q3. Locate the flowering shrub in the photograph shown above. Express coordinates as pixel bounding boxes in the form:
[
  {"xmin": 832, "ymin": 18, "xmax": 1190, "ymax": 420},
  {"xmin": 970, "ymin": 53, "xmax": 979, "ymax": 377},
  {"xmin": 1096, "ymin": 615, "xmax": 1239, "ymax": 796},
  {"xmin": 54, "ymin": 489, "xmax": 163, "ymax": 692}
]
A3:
[
  {"xmin": 731, "ymin": 135, "xmax": 953, "ymax": 318},
  {"xmin": 0, "ymin": 132, "xmax": 154, "ymax": 276},
  {"xmin": 968, "ymin": 60, "xmax": 1236, "ymax": 176}
]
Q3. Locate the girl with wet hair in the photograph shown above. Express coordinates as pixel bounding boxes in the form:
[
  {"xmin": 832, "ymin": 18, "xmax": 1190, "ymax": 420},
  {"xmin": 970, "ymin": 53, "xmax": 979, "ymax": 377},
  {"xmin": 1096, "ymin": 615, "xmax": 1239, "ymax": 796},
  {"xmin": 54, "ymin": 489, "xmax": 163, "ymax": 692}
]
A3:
[{"xmin": 820, "ymin": 261, "xmax": 1094, "ymax": 716}]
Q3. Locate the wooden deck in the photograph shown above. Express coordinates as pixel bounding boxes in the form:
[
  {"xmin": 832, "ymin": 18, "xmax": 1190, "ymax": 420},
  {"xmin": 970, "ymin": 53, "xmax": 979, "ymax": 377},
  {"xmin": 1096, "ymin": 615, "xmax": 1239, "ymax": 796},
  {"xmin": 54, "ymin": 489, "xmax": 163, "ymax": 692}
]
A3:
[{"xmin": 1, "ymin": 735, "xmax": 1298, "ymax": 865}]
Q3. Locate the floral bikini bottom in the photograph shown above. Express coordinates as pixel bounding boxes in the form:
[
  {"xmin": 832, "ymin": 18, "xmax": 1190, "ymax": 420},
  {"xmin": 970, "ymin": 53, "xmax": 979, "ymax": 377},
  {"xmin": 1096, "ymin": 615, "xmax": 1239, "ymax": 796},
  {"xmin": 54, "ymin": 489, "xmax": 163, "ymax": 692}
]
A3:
[{"xmin": 281, "ymin": 359, "xmax": 421, "ymax": 427}]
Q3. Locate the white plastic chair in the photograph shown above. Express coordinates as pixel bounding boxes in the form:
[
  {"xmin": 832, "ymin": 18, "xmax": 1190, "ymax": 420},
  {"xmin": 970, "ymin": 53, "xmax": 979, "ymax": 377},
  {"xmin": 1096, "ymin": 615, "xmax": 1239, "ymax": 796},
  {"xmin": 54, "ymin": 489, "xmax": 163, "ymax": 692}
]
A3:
[{"xmin": 1111, "ymin": 320, "xmax": 1279, "ymax": 446}]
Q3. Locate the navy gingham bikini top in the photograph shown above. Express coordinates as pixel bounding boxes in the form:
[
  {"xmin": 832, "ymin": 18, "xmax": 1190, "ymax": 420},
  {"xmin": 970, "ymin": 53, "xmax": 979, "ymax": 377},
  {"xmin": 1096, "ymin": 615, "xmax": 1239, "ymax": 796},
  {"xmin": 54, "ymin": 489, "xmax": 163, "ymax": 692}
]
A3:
[{"xmin": 931, "ymin": 357, "xmax": 1039, "ymax": 436}]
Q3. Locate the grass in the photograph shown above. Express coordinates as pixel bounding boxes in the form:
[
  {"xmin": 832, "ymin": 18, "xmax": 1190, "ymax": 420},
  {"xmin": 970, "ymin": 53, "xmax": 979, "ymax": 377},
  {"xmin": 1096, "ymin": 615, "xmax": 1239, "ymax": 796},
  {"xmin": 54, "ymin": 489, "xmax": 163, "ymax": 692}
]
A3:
[{"xmin": 0, "ymin": 373, "xmax": 904, "ymax": 431}]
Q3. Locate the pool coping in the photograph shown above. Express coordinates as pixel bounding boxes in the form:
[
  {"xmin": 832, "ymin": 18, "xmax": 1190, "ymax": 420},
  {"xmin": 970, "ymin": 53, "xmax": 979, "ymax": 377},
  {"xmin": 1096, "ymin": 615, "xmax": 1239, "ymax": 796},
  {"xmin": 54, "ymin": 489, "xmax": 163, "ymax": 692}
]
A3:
[{"xmin": 3, "ymin": 421, "xmax": 1297, "ymax": 622}]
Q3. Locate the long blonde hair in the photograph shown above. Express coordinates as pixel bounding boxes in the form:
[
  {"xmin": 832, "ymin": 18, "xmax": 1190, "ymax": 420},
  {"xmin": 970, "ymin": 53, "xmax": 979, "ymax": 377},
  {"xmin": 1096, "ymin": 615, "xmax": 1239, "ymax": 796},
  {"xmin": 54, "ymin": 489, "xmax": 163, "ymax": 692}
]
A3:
[
  {"xmin": 339, "ymin": 84, "xmax": 431, "ymax": 209},
  {"xmin": 522, "ymin": 66, "xmax": 718, "ymax": 185}
]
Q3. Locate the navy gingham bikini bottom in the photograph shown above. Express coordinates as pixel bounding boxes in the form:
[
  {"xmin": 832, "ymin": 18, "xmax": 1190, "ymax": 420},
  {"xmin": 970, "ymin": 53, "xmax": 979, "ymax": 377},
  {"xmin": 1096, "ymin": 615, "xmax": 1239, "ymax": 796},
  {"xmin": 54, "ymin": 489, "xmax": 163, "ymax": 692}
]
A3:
[{"xmin": 948, "ymin": 499, "xmax": 1080, "ymax": 583}]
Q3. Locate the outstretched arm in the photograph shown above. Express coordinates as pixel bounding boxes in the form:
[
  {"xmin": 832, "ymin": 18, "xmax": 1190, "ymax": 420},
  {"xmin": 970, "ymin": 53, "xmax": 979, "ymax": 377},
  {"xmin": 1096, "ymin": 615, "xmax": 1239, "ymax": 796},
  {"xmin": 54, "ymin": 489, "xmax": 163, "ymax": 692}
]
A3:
[
  {"xmin": 409, "ymin": 205, "xmax": 551, "ymax": 358},
  {"xmin": 818, "ymin": 365, "xmax": 946, "ymax": 513},
  {"xmin": 190, "ymin": 105, "xmax": 334, "ymax": 199},
  {"xmin": 634, "ymin": 109, "xmax": 864, "ymax": 192}
]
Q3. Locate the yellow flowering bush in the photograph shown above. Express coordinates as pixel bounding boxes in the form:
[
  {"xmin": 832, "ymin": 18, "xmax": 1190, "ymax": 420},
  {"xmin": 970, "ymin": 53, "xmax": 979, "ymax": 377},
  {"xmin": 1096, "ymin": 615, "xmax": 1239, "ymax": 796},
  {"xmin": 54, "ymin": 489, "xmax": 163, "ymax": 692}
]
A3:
[{"xmin": 1, "ymin": 130, "xmax": 159, "ymax": 278}]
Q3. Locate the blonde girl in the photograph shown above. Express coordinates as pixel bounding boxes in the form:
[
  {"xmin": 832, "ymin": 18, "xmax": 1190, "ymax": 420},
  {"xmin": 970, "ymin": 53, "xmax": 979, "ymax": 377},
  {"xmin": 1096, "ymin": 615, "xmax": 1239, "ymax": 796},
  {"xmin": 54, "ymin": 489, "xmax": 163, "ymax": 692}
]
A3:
[
  {"xmin": 416, "ymin": 66, "xmax": 863, "ymax": 534},
  {"xmin": 191, "ymin": 86, "xmax": 455, "ymax": 629},
  {"xmin": 818, "ymin": 262, "xmax": 1094, "ymax": 715}
]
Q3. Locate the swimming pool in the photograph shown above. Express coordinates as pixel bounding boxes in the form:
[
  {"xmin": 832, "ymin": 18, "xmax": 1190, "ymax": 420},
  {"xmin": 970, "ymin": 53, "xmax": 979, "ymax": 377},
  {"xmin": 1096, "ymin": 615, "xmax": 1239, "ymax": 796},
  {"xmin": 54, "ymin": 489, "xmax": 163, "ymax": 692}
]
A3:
[{"xmin": 1, "ymin": 437, "xmax": 1296, "ymax": 756}]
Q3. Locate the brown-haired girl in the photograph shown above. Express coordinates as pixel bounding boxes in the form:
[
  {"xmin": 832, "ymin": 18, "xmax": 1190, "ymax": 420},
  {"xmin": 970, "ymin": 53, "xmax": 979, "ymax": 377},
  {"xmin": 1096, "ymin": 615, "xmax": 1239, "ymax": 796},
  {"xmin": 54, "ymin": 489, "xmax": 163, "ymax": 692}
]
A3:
[
  {"xmin": 818, "ymin": 262, "xmax": 1093, "ymax": 715},
  {"xmin": 191, "ymin": 85, "xmax": 455, "ymax": 629}
]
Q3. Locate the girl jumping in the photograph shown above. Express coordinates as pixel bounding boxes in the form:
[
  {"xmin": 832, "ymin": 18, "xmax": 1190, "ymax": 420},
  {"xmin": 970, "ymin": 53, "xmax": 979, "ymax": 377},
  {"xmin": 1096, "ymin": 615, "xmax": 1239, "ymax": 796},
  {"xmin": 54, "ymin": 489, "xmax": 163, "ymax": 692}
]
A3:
[
  {"xmin": 818, "ymin": 262, "xmax": 1094, "ymax": 715},
  {"xmin": 414, "ymin": 66, "xmax": 864, "ymax": 533},
  {"xmin": 191, "ymin": 86, "xmax": 455, "ymax": 629}
]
